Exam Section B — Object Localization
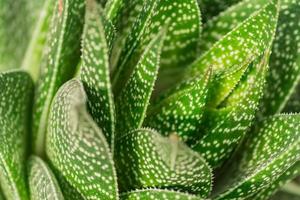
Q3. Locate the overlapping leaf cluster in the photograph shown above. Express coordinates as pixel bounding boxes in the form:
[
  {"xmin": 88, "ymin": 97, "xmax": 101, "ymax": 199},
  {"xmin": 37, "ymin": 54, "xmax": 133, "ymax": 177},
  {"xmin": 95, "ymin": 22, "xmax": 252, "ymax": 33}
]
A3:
[{"xmin": 0, "ymin": 0, "xmax": 299, "ymax": 199}]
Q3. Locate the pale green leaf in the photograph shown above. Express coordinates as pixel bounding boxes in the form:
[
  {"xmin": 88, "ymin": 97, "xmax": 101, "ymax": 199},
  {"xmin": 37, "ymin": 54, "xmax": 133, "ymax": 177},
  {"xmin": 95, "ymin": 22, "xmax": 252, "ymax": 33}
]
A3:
[
  {"xmin": 213, "ymin": 114, "xmax": 300, "ymax": 200},
  {"xmin": 32, "ymin": 0, "xmax": 85, "ymax": 156},
  {"xmin": 186, "ymin": 0, "xmax": 279, "ymax": 78},
  {"xmin": 145, "ymin": 69, "xmax": 211, "ymax": 142},
  {"xmin": 0, "ymin": 71, "xmax": 33, "ymax": 200},
  {"xmin": 115, "ymin": 31, "xmax": 165, "ymax": 135},
  {"xmin": 192, "ymin": 51, "xmax": 269, "ymax": 168},
  {"xmin": 46, "ymin": 80, "xmax": 118, "ymax": 200},
  {"xmin": 260, "ymin": 0, "xmax": 300, "ymax": 116},
  {"xmin": 120, "ymin": 189, "xmax": 203, "ymax": 200},
  {"xmin": 81, "ymin": 0, "xmax": 116, "ymax": 147},
  {"xmin": 114, "ymin": 129, "xmax": 212, "ymax": 198},
  {"xmin": 28, "ymin": 156, "xmax": 64, "ymax": 200}
]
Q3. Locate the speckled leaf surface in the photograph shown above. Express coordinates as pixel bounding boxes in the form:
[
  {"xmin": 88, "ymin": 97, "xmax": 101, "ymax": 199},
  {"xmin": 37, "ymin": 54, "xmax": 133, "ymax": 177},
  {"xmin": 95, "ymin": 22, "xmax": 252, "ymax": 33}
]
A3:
[
  {"xmin": 81, "ymin": 0, "xmax": 116, "ymax": 147},
  {"xmin": 145, "ymin": 70, "xmax": 211, "ymax": 142},
  {"xmin": 252, "ymin": 162, "xmax": 300, "ymax": 200},
  {"xmin": 199, "ymin": 0, "xmax": 270, "ymax": 54},
  {"xmin": 260, "ymin": 0, "xmax": 300, "ymax": 116},
  {"xmin": 46, "ymin": 80, "xmax": 118, "ymax": 200},
  {"xmin": 120, "ymin": 189, "xmax": 203, "ymax": 200},
  {"xmin": 213, "ymin": 114, "xmax": 300, "ymax": 200},
  {"xmin": 0, "ymin": 71, "xmax": 33, "ymax": 200},
  {"xmin": 28, "ymin": 156, "xmax": 64, "ymax": 200},
  {"xmin": 112, "ymin": 0, "xmax": 201, "ymax": 93},
  {"xmin": 115, "ymin": 32, "xmax": 164, "ymax": 135},
  {"xmin": 32, "ymin": 0, "xmax": 85, "ymax": 156},
  {"xmin": 186, "ymin": 0, "xmax": 279, "ymax": 77},
  {"xmin": 114, "ymin": 129, "xmax": 212, "ymax": 198},
  {"xmin": 192, "ymin": 52, "xmax": 269, "ymax": 168}
]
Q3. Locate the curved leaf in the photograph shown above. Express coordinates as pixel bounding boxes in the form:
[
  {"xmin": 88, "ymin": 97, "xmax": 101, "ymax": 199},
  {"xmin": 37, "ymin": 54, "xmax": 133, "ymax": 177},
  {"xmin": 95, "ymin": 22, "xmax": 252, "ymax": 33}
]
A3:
[
  {"xmin": 112, "ymin": 0, "xmax": 201, "ymax": 93},
  {"xmin": 32, "ymin": 0, "xmax": 85, "ymax": 156},
  {"xmin": 192, "ymin": 51, "xmax": 269, "ymax": 168},
  {"xmin": 186, "ymin": 0, "xmax": 279, "ymax": 77},
  {"xmin": 28, "ymin": 156, "xmax": 64, "ymax": 200},
  {"xmin": 145, "ymin": 69, "xmax": 211, "ymax": 142},
  {"xmin": 46, "ymin": 80, "xmax": 118, "ymax": 200},
  {"xmin": 120, "ymin": 189, "xmax": 203, "ymax": 200},
  {"xmin": 81, "ymin": 0, "xmax": 116, "ymax": 147},
  {"xmin": 115, "ymin": 31, "xmax": 165, "ymax": 135},
  {"xmin": 213, "ymin": 114, "xmax": 300, "ymax": 200},
  {"xmin": 260, "ymin": 0, "xmax": 300, "ymax": 116},
  {"xmin": 0, "ymin": 71, "xmax": 33, "ymax": 200},
  {"xmin": 114, "ymin": 128, "xmax": 212, "ymax": 198}
]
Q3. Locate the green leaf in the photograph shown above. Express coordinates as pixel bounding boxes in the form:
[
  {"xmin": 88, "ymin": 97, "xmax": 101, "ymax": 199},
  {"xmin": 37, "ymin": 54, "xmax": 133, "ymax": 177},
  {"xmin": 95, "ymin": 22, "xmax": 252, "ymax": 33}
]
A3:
[
  {"xmin": 46, "ymin": 80, "xmax": 118, "ymax": 200},
  {"xmin": 197, "ymin": 0, "xmax": 241, "ymax": 21},
  {"xmin": 21, "ymin": 0, "xmax": 56, "ymax": 82},
  {"xmin": 0, "ymin": 71, "xmax": 33, "ymax": 200},
  {"xmin": 32, "ymin": 0, "xmax": 85, "ymax": 156},
  {"xmin": 81, "ymin": 0, "xmax": 116, "ymax": 148},
  {"xmin": 0, "ymin": 0, "xmax": 44, "ymax": 71},
  {"xmin": 115, "ymin": 31, "xmax": 165, "ymax": 135},
  {"xmin": 28, "ymin": 156, "xmax": 64, "ymax": 200},
  {"xmin": 283, "ymin": 83, "xmax": 300, "ymax": 113},
  {"xmin": 114, "ymin": 129, "xmax": 212, "ymax": 198},
  {"xmin": 145, "ymin": 69, "xmax": 211, "ymax": 142},
  {"xmin": 199, "ymin": 0, "xmax": 270, "ymax": 54},
  {"xmin": 120, "ymin": 189, "xmax": 203, "ymax": 200},
  {"xmin": 186, "ymin": 0, "xmax": 279, "ymax": 78},
  {"xmin": 251, "ymin": 162, "xmax": 300, "ymax": 200},
  {"xmin": 192, "ymin": 51, "xmax": 269, "ymax": 168},
  {"xmin": 260, "ymin": 0, "xmax": 300, "ymax": 116},
  {"xmin": 213, "ymin": 114, "xmax": 300, "ymax": 200},
  {"xmin": 112, "ymin": 0, "xmax": 202, "ymax": 94}
]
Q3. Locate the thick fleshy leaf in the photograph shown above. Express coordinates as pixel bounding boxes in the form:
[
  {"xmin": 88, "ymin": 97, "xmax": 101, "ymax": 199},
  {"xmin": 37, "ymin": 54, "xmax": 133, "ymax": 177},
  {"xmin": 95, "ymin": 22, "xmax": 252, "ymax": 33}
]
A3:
[
  {"xmin": 260, "ymin": 0, "xmax": 300, "ymax": 116},
  {"xmin": 32, "ymin": 0, "xmax": 85, "ymax": 156},
  {"xmin": 81, "ymin": 0, "xmax": 116, "ymax": 147},
  {"xmin": 28, "ymin": 156, "xmax": 64, "ymax": 200},
  {"xmin": 114, "ymin": 129, "xmax": 212, "ymax": 198},
  {"xmin": 145, "ymin": 69, "xmax": 211, "ymax": 142},
  {"xmin": 197, "ymin": 0, "xmax": 241, "ymax": 21},
  {"xmin": 21, "ymin": 0, "xmax": 55, "ymax": 81},
  {"xmin": 186, "ymin": 0, "xmax": 279, "ymax": 77},
  {"xmin": 120, "ymin": 189, "xmax": 203, "ymax": 200},
  {"xmin": 0, "ymin": 0, "xmax": 44, "ymax": 71},
  {"xmin": 283, "ymin": 83, "xmax": 300, "ymax": 113},
  {"xmin": 192, "ymin": 52, "xmax": 269, "ymax": 168},
  {"xmin": 251, "ymin": 162, "xmax": 300, "ymax": 200},
  {"xmin": 213, "ymin": 114, "xmax": 300, "ymax": 200},
  {"xmin": 115, "ymin": 32, "xmax": 164, "ymax": 135},
  {"xmin": 46, "ymin": 80, "xmax": 118, "ymax": 200},
  {"xmin": 199, "ymin": 0, "xmax": 270, "ymax": 53},
  {"xmin": 112, "ymin": 0, "xmax": 202, "ymax": 93},
  {"xmin": 0, "ymin": 71, "xmax": 33, "ymax": 200}
]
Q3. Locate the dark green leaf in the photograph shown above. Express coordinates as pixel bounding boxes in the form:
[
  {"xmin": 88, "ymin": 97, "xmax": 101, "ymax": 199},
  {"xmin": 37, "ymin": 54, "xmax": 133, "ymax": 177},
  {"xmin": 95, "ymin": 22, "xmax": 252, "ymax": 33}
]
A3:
[
  {"xmin": 213, "ymin": 114, "xmax": 300, "ymax": 200},
  {"xmin": 115, "ymin": 31, "xmax": 165, "ymax": 135},
  {"xmin": 120, "ymin": 189, "xmax": 203, "ymax": 200},
  {"xmin": 145, "ymin": 69, "xmax": 211, "ymax": 142},
  {"xmin": 260, "ymin": 0, "xmax": 300, "ymax": 116},
  {"xmin": 0, "ymin": 71, "xmax": 33, "ymax": 200},
  {"xmin": 46, "ymin": 80, "xmax": 118, "ymax": 200},
  {"xmin": 81, "ymin": 0, "xmax": 116, "ymax": 147},
  {"xmin": 32, "ymin": 0, "xmax": 85, "ymax": 156},
  {"xmin": 114, "ymin": 129, "xmax": 212, "ymax": 198},
  {"xmin": 28, "ymin": 156, "xmax": 64, "ymax": 200}
]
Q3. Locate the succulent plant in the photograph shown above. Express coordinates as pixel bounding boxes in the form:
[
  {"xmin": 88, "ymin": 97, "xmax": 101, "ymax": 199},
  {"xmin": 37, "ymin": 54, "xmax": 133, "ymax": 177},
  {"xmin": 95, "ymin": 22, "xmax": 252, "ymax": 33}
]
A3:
[{"xmin": 0, "ymin": 0, "xmax": 299, "ymax": 199}]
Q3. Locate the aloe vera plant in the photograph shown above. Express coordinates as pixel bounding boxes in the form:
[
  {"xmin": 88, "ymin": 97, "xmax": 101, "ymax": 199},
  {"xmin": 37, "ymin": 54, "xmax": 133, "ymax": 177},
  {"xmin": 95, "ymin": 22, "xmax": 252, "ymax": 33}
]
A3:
[{"xmin": 0, "ymin": 0, "xmax": 299, "ymax": 199}]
